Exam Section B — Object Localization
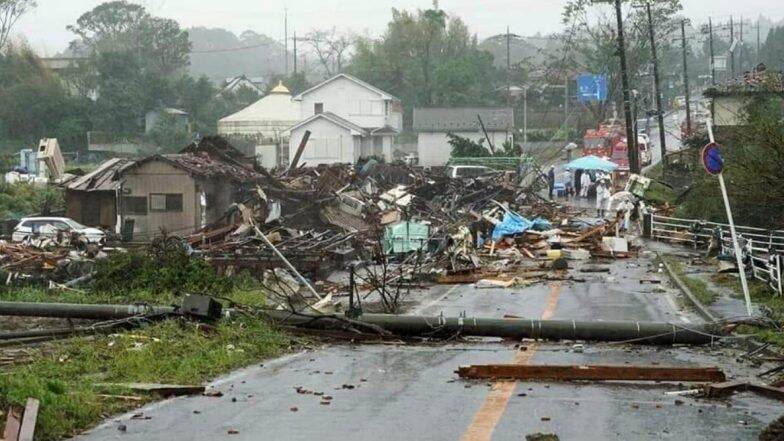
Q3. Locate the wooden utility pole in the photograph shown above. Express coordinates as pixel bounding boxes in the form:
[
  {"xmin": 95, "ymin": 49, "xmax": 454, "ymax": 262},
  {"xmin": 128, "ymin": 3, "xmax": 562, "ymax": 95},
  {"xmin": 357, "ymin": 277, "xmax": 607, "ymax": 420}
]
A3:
[
  {"xmin": 506, "ymin": 26, "xmax": 511, "ymax": 107},
  {"xmin": 709, "ymin": 18, "xmax": 716, "ymax": 85},
  {"xmin": 645, "ymin": 2, "xmax": 666, "ymax": 173},
  {"xmin": 284, "ymin": 8, "xmax": 289, "ymax": 74},
  {"xmin": 730, "ymin": 16, "xmax": 735, "ymax": 77},
  {"xmin": 681, "ymin": 19, "xmax": 692, "ymax": 136},
  {"xmin": 293, "ymin": 31, "xmax": 298, "ymax": 75},
  {"xmin": 613, "ymin": 0, "xmax": 639, "ymax": 173}
]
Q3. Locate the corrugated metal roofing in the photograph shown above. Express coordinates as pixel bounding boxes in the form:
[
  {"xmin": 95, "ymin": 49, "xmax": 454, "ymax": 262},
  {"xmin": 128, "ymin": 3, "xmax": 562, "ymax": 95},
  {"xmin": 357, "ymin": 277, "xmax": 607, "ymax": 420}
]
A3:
[
  {"xmin": 66, "ymin": 157, "xmax": 129, "ymax": 191},
  {"xmin": 413, "ymin": 107, "xmax": 514, "ymax": 132}
]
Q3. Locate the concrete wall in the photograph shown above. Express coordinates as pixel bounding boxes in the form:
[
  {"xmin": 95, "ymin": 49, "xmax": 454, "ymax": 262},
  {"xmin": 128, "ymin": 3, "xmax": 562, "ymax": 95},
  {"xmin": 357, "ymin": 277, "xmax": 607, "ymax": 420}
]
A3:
[
  {"xmin": 289, "ymin": 118, "xmax": 356, "ymax": 165},
  {"xmin": 417, "ymin": 131, "xmax": 511, "ymax": 167},
  {"xmin": 299, "ymin": 76, "xmax": 402, "ymax": 131}
]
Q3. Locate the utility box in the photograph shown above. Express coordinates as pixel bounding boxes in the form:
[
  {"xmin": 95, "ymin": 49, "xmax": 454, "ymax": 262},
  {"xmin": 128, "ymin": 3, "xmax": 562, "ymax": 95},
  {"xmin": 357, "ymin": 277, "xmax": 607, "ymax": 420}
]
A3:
[
  {"xmin": 384, "ymin": 221, "xmax": 429, "ymax": 254},
  {"xmin": 181, "ymin": 295, "xmax": 222, "ymax": 321}
]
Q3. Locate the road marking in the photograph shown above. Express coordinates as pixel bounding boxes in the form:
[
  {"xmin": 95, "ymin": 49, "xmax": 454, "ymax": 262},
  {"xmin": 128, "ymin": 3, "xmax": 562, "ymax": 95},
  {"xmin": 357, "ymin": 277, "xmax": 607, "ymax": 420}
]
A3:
[
  {"xmin": 413, "ymin": 284, "xmax": 459, "ymax": 315},
  {"xmin": 460, "ymin": 282, "xmax": 562, "ymax": 441}
]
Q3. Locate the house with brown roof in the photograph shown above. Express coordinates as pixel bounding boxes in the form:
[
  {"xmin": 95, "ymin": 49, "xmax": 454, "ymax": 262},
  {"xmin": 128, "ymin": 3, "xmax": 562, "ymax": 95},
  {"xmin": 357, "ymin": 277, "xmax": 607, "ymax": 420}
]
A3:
[{"xmin": 65, "ymin": 138, "xmax": 262, "ymax": 241}]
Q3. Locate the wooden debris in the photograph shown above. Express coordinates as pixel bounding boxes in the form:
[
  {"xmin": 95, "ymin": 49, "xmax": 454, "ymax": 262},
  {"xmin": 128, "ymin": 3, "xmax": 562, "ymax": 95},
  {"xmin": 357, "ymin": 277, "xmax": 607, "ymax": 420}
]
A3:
[
  {"xmin": 457, "ymin": 364, "xmax": 726, "ymax": 382},
  {"xmin": 702, "ymin": 381, "xmax": 784, "ymax": 402},
  {"xmin": 2, "ymin": 398, "xmax": 39, "ymax": 441}
]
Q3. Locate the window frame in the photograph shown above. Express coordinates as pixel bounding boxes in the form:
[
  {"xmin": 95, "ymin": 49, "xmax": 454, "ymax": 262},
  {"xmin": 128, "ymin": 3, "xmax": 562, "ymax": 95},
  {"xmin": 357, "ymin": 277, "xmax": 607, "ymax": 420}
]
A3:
[
  {"xmin": 149, "ymin": 193, "xmax": 183, "ymax": 213},
  {"xmin": 123, "ymin": 196, "xmax": 148, "ymax": 215}
]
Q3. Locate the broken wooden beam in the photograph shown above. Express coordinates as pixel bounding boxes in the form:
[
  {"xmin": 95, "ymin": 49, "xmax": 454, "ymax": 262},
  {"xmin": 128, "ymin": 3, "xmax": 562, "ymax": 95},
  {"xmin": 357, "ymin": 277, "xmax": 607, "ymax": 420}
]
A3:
[
  {"xmin": 702, "ymin": 381, "xmax": 784, "ymax": 402},
  {"xmin": 456, "ymin": 364, "xmax": 726, "ymax": 382},
  {"xmin": 2, "ymin": 398, "xmax": 39, "ymax": 441}
]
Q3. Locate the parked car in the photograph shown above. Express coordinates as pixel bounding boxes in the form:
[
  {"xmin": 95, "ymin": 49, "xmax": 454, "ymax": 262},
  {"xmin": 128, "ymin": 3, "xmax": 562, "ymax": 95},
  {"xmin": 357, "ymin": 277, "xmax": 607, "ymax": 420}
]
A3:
[
  {"xmin": 445, "ymin": 165, "xmax": 495, "ymax": 179},
  {"xmin": 12, "ymin": 217, "xmax": 106, "ymax": 245}
]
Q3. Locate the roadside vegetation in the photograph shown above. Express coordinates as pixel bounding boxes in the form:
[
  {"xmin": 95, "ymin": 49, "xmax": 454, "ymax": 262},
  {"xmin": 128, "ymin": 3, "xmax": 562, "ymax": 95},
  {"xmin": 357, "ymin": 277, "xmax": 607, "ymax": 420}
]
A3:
[
  {"xmin": 0, "ymin": 245, "xmax": 292, "ymax": 440},
  {"xmin": 662, "ymin": 257, "xmax": 718, "ymax": 305},
  {"xmin": 711, "ymin": 273, "xmax": 784, "ymax": 348}
]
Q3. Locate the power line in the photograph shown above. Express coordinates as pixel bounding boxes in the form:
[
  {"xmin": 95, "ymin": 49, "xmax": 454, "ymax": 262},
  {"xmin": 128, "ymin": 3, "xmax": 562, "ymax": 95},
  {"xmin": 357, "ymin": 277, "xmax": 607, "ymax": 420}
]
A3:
[{"xmin": 189, "ymin": 41, "xmax": 279, "ymax": 54}]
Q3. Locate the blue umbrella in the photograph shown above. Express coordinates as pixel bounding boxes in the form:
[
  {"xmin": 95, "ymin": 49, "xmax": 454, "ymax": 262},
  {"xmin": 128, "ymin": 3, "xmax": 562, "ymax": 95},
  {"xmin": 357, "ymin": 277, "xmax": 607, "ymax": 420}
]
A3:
[{"xmin": 565, "ymin": 155, "xmax": 619, "ymax": 172}]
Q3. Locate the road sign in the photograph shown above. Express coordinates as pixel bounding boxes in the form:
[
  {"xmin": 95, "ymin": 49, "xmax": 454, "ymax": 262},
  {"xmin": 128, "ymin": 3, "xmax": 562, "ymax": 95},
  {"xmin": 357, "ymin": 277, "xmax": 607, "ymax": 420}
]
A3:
[
  {"xmin": 577, "ymin": 74, "xmax": 608, "ymax": 103},
  {"xmin": 701, "ymin": 142, "xmax": 724, "ymax": 175}
]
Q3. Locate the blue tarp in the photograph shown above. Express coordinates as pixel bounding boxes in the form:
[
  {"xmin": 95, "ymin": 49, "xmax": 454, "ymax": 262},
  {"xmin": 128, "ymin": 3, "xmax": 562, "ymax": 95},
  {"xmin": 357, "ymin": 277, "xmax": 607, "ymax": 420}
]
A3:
[
  {"xmin": 565, "ymin": 155, "xmax": 619, "ymax": 172},
  {"xmin": 491, "ymin": 212, "xmax": 552, "ymax": 241}
]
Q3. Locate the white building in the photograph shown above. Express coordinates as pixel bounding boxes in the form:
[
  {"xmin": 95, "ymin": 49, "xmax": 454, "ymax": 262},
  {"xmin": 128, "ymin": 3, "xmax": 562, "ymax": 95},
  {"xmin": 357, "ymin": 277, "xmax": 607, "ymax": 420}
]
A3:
[
  {"xmin": 218, "ymin": 82, "xmax": 301, "ymax": 141},
  {"xmin": 413, "ymin": 107, "xmax": 515, "ymax": 167},
  {"xmin": 286, "ymin": 74, "xmax": 403, "ymax": 166}
]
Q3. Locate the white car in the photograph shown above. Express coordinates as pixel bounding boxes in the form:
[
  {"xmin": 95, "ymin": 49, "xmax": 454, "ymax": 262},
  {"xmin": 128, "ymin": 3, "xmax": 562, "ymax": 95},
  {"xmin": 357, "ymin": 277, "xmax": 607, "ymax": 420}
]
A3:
[
  {"xmin": 446, "ymin": 165, "xmax": 495, "ymax": 179},
  {"xmin": 12, "ymin": 217, "xmax": 106, "ymax": 245}
]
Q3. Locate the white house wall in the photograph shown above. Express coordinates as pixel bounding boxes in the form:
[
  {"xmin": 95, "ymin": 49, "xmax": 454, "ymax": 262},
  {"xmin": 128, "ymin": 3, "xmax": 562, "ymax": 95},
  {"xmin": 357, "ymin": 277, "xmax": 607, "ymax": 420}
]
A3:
[
  {"xmin": 417, "ymin": 131, "xmax": 510, "ymax": 167},
  {"xmin": 289, "ymin": 118, "xmax": 355, "ymax": 165},
  {"xmin": 299, "ymin": 76, "xmax": 402, "ymax": 131}
]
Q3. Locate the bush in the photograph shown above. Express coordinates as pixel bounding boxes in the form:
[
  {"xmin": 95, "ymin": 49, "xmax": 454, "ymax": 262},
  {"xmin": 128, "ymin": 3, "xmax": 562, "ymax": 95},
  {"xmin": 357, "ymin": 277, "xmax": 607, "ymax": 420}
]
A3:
[{"xmin": 91, "ymin": 244, "xmax": 233, "ymax": 297}]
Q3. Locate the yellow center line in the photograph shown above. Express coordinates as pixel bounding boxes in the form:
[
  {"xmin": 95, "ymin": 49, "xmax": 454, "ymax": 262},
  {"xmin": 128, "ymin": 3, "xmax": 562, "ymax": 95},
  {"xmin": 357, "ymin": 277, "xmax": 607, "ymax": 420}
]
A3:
[{"xmin": 460, "ymin": 282, "xmax": 562, "ymax": 441}]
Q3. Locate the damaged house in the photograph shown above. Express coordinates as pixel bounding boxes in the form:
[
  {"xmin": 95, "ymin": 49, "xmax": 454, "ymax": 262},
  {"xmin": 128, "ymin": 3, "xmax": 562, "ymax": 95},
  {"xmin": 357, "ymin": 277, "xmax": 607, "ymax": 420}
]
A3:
[{"xmin": 65, "ymin": 140, "xmax": 262, "ymax": 241}]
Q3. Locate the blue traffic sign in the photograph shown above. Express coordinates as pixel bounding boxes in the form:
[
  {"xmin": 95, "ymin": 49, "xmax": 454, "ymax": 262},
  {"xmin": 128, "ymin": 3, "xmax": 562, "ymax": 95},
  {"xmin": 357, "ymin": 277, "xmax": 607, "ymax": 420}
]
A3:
[
  {"xmin": 701, "ymin": 142, "xmax": 724, "ymax": 175},
  {"xmin": 577, "ymin": 73, "xmax": 608, "ymax": 103}
]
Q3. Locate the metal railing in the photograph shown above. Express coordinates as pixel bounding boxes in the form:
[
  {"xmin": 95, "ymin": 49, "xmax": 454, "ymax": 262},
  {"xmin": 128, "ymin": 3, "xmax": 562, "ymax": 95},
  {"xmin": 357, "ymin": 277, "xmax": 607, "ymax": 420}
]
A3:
[{"xmin": 647, "ymin": 213, "xmax": 784, "ymax": 296}]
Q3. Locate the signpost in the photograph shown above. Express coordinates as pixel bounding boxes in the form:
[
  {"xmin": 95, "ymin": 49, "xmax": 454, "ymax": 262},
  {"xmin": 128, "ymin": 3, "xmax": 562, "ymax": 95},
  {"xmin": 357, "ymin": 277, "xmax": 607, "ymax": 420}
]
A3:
[
  {"xmin": 703, "ymin": 122, "xmax": 753, "ymax": 316},
  {"xmin": 577, "ymin": 73, "xmax": 608, "ymax": 103}
]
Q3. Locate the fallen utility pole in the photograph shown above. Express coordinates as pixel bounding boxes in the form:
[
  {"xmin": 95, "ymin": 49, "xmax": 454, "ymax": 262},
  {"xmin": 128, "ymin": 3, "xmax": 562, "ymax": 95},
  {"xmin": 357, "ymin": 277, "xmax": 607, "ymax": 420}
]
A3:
[
  {"xmin": 0, "ymin": 302, "xmax": 175, "ymax": 320},
  {"xmin": 477, "ymin": 114, "xmax": 495, "ymax": 154},
  {"xmin": 0, "ymin": 300, "xmax": 721, "ymax": 345},
  {"xmin": 457, "ymin": 364, "xmax": 726, "ymax": 382}
]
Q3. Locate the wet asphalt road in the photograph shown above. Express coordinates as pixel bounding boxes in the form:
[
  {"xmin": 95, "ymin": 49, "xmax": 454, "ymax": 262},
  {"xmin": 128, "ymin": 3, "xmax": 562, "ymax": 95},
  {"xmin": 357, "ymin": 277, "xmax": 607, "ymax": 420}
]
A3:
[{"xmin": 74, "ymin": 252, "xmax": 783, "ymax": 440}]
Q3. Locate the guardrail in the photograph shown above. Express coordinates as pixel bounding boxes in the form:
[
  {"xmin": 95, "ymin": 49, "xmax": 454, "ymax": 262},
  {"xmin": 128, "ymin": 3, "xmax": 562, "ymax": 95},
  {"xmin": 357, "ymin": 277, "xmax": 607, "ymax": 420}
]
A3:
[{"xmin": 646, "ymin": 213, "xmax": 784, "ymax": 296}]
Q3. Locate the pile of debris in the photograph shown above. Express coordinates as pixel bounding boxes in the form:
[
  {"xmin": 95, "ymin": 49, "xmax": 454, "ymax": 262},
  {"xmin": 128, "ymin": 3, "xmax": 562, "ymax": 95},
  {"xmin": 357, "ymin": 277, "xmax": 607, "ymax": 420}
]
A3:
[{"xmin": 182, "ymin": 159, "xmax": 635, "ymax": 289}]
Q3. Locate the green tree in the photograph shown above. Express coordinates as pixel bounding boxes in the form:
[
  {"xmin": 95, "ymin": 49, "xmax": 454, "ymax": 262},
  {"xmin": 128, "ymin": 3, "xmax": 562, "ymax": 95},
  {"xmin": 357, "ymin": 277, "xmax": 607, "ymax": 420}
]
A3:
[
  {"xmin": 555, "ymin": 0, "xmax": 683, "ymax": 124},
  {"xmin": 0, "ymin": 44, "xmax": 91, "ymax": 149},
  {"xmin": 761, "ymin": 26, "xmax": 784, "ymax": 70},
  {"xmin": 148, "ymin": 112, "xmax": 191, "ymax": 153},
  {"xmin": 0, "ymin": 0, "xmax": 36, "ymax": 53},
  {"xmin": 348, "ymin": 4, "xmax": 499, "ymax": 124}
]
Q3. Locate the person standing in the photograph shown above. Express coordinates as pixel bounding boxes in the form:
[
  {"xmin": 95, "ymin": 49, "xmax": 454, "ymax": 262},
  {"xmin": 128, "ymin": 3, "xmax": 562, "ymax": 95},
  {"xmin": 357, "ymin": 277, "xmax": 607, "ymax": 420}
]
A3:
[
  {"xmin": 562, "ymin": 168, "xmax": 572, "ymax": 197},
  {"xmin": 574, "ymin": 169, "xmax": 583, "ymax": 197},
  {"xmin": 547, "ymin": 165, "xmax": 555, "ymax": 199},
  {"xmin": 596, "ymin": 179, "xmax": 610, "ymax": 217},
  {"xmin": 580, "ymin": 169, "xmax": 591, "ymax": 198}
]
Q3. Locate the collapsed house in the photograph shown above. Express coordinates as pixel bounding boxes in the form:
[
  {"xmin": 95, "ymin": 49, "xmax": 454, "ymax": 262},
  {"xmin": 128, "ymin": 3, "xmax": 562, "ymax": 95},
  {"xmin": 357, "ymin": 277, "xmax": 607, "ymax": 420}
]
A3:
[{"xmin": 64, "ymin": 137, "xmax": 262, "ymax": 240}]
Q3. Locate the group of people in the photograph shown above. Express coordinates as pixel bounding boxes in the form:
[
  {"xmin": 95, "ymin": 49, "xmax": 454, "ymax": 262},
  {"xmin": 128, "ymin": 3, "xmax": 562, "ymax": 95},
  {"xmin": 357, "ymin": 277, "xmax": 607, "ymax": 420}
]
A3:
[{"xmin": 545, "ymin": 166, "xmax": 615, "ymax": 218}]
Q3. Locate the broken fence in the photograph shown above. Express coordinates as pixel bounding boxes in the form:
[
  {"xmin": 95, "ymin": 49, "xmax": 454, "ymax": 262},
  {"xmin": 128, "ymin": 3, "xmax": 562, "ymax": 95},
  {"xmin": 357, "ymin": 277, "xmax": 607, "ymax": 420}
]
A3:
[{"xmin": 646, "ymin": 213, "xmax": 784, "ymax": 296}]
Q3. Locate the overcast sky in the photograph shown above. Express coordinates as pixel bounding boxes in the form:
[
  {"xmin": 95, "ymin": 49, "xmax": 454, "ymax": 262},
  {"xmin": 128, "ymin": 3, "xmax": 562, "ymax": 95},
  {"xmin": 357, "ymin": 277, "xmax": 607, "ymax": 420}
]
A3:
[{"xmin": 14, "ymin": 0, "xmax": 784, "ymax": 55}]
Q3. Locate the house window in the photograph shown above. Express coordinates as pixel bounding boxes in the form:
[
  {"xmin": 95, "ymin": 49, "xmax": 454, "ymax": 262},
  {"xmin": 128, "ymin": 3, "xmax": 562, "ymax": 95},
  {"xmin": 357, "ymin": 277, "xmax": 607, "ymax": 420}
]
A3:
[
  {"xmin": 123, "ymin": 196, "xmax": 148, "ymax": 215},
  {"xmin": 384, "ymin": 101, "xmax": 390, "ymax": 115},
  {"xmin": 150, "ymin": 193, "xmax": 183, "ymax": 212},
  {"xmin": 314, "ymin": 102, "xmax": 324, "ymax": 114}
]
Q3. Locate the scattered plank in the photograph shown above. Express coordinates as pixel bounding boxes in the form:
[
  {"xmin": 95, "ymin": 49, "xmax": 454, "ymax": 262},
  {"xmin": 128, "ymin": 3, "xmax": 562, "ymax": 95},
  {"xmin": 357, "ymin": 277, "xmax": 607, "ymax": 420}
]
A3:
[
  {"xmin": 18, "ymin": 399, "xmax": 39, "ymax": 441},
  {"xmin": 703, "ymin": 381, "xmax": 784, "ymax": 402},
  {"xmin": 457, "ymin": 364, "xmax": 726, "ymax": 382},
  {"xmin": 2, "ymin": 406, "xmax": 22, "ymax": 441}
]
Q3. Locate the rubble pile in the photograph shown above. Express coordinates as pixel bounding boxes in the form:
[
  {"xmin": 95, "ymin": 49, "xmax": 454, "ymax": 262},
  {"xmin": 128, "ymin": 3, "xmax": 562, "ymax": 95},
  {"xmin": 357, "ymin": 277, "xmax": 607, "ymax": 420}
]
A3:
[{"xmin": 183, "ymin": 161, "xmax": 635, "ymax": 286}]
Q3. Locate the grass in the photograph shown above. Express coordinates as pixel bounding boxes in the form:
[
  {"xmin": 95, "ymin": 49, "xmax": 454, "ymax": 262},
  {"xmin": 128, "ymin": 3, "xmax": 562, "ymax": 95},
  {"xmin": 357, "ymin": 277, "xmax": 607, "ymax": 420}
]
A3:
[
  {"xmin": 664, "ymin": 258, "xmax": 719, "ymax": 305},
  {"xmin": 0, "ymin": 287, "xmax": 290, "ymax": 440},
  {"xmin": 711, "ymin": 273, "xmax": 784, "ymax": 349}
]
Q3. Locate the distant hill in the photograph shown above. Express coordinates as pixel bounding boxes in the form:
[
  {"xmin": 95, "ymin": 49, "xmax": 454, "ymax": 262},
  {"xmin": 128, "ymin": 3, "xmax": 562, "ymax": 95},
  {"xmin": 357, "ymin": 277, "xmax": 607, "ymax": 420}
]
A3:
[{"xmin": 187, "ymin": 27, "xmax": 289, "ymax": 83}]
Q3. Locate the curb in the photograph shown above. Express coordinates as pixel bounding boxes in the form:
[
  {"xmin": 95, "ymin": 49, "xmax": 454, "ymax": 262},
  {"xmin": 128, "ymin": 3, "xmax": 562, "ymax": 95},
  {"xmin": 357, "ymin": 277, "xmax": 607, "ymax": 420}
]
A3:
[{"xmin": 658, "ymin": 253, "xmax": 719, "ymax": 323}]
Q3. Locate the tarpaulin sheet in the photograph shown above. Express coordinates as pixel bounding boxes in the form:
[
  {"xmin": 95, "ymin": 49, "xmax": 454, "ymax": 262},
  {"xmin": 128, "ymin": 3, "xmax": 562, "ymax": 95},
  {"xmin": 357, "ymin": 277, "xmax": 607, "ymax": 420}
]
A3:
[{"xmin": 492, "ymin": 212, "xmax": 551, "ymax": 241}]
